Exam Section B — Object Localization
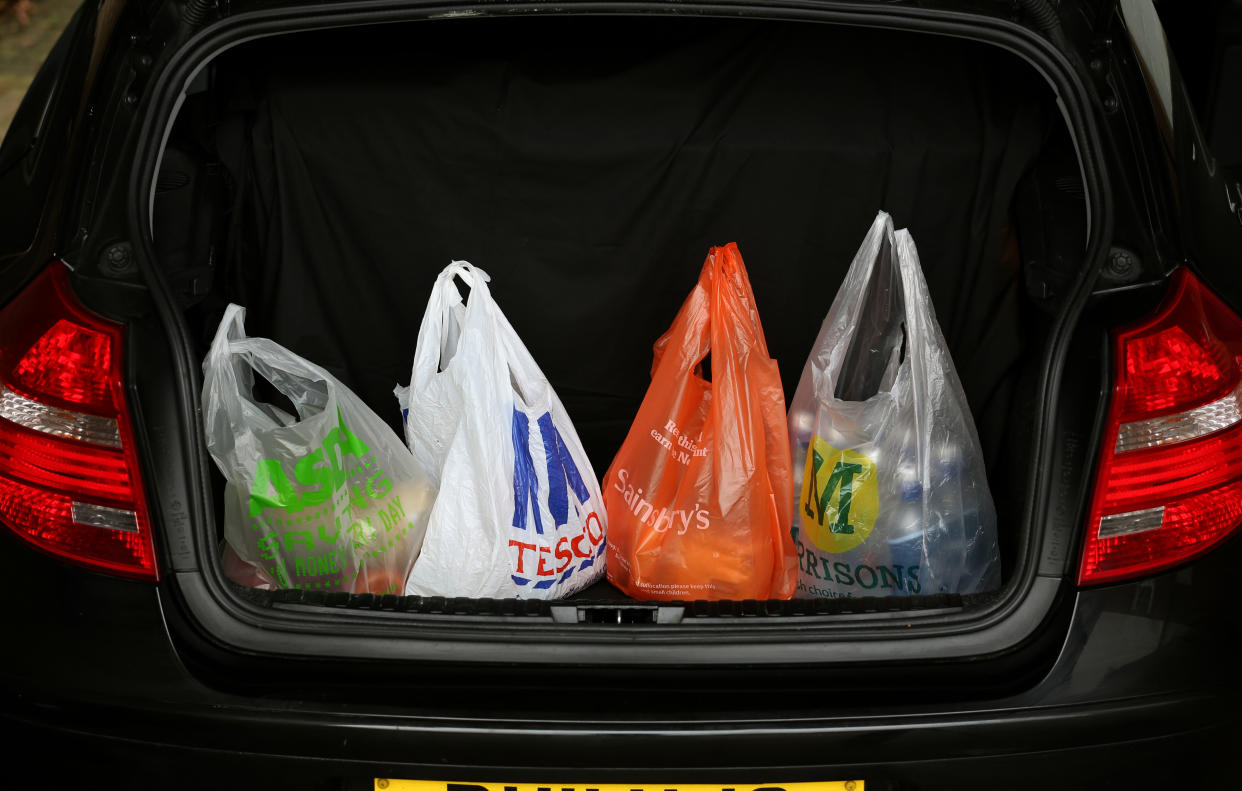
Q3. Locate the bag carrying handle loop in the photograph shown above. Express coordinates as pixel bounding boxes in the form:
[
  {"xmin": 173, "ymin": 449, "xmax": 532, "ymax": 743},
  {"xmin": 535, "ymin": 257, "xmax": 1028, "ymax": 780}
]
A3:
[
  {"xmin": 811, "ymin": 212, "xmax": 897, "ymax": 401},
  {"xmin": 202, "ymin": 304, "xmax": 342, "ymax": 468},
  {"xmin": 652, "ymin": 243, "xmax": 768, "ymax": 381},
  {"xmin": 409, "ymin": 261, "xmax": 496, "ymax": 391}
]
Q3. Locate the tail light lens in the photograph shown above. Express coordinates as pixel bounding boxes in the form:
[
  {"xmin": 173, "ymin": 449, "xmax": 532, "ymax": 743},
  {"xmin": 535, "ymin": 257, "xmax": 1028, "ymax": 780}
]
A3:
[
  {"xmin": 0, "ymin": 263, "xmax": 157, "ymax": 579},
  {"xmin": 1081, "ymin": 268, "xmax": 1242, "ymax": 585}
]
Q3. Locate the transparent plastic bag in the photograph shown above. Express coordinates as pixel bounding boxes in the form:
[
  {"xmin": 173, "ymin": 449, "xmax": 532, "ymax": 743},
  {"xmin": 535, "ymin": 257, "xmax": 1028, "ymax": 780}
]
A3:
[
  {"xmin": 788, "ymin": 212, "xmax": 1000, "ymax": 598},
  {"xmin": 395, "ymin": 262, "xmax": 607, "ymax": 599},
  {"xmin": 202, "ymin": 305, "xmax": 434, "ymax": 593}
]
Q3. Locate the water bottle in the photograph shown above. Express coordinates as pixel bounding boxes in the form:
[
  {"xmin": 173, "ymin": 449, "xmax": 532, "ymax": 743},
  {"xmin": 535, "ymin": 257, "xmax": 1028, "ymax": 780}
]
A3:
[
  {"xmin": 881, "ymin": 460, "xmax": 923, "ymax": 596},
  {"xmin": 788, "ymin": 403, "xmax": 816, "ymax": 504}
]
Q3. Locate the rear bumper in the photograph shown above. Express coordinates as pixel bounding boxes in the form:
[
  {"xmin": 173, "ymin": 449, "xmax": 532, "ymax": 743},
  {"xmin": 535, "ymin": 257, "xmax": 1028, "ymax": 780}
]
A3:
[
  {"xmin": 6, "ymin": 680, "xmax": 1239, "ymax": 790},
  {"xmin": 4, "ymin": 535, "xmax": 1241, "ymax": 790}
]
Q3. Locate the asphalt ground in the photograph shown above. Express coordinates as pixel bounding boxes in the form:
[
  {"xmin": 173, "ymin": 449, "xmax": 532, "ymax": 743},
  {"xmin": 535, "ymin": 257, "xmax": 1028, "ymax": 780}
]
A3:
[{"xmin": 1, "ymin": 0, "xmax": 78, "ymax": 139}]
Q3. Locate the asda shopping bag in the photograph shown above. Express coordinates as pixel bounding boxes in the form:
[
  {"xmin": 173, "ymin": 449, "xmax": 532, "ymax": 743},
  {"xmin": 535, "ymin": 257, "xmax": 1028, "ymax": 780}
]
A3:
[
  {"xmin": 788, "ymin": 212, "xmax": 1000, "ymax": 598},
  {"xmin": 203, "ymin": 305, "xmax": 434, "ymax": 594},
  {"xmin": 603, "ymin": 243, "xmax": 798, "ymax": 601},
  {"xmin": 395, "ymin": 262, "xmax": 607, "ymax": 599}
]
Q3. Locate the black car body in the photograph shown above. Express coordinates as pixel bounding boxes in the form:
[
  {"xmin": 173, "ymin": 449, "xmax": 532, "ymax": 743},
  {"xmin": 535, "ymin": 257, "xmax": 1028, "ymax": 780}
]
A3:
[{"xmin": 2, "ymin": 0, "xmax": 1241, "ymax": 788}]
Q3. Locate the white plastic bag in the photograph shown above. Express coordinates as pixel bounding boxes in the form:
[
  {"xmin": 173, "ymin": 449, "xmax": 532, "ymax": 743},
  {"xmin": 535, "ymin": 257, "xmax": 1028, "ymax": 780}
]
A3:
[
  {"xmin": 203, "ymin": 305, "xmax": 434, "ymax": 594},
  {"xmin": 788, "ymin": 212, "xmax": 1001, "ymax": 598},
  {"xmin": 395, "ymin": 262, "xmax": 607, "ymax": 599}
]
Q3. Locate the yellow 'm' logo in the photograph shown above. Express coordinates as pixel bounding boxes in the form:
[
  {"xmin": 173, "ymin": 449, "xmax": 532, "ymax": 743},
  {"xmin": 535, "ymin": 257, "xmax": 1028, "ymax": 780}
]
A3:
[{"xmin": 799, "ymin": 438, "xmax": 878, "ymax": 553}]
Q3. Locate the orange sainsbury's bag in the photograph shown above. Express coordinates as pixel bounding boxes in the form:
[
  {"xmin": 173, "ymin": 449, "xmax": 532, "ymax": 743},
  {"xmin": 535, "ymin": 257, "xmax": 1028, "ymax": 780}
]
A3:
[{"xmin": 603, "ymin": 244, "xmax": 797, "ymax": 601}]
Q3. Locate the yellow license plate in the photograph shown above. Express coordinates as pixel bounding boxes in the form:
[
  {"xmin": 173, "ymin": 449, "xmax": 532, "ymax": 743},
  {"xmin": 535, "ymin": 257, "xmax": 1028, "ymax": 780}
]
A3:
[{"xmin": 376, "ymin": 782, "xmax": 862, "ymax": 791}]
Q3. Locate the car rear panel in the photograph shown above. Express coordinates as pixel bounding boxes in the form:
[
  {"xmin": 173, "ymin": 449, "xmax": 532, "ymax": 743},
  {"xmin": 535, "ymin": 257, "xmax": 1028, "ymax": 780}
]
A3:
[
  {"xmin": 3, "ymin": 0, "xmax": 1242, "ymax": 786},
  {"xmin": 4, "ymin": 529, "xmax": 1240, "ymax": 787}
]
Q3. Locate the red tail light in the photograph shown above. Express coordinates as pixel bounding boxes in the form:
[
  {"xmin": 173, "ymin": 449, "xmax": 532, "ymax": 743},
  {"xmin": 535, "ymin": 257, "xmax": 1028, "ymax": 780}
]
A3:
[
  {"xmin": 0, "ymin": 263, "xmax": 158, "ymax": 580},
  {"xmin": 1081, "ymin": 268, "xmax": 1242, "ymax": 585}
]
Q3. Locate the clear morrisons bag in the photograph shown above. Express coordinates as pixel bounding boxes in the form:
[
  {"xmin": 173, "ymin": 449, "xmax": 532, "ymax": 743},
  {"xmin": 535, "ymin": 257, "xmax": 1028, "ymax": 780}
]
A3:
[
  {"xmin": 203, "ymin": 305, "xmax": 434, "ymax": 593},
  {"xmin": 788, "ymin": 212, "xmax": 1001, "ymax": 598}
]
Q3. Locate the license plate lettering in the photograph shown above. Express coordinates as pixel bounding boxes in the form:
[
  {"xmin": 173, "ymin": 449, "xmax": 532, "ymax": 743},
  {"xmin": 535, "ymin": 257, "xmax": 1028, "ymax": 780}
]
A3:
[{"xmin": 376, "ymin": 781, "xmax": 862, "ymax": 791}]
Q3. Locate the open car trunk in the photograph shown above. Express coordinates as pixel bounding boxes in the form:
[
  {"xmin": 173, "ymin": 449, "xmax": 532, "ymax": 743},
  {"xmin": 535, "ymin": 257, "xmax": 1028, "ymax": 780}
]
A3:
[{"xmin": 147, "ymin": 12, "xmax": 1092, "ymax": 636}]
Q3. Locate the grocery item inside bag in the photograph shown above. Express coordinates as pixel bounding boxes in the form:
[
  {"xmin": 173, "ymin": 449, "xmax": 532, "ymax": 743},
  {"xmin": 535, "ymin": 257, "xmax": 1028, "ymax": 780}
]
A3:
[{"xmin": 155, "ymin": 15, "xmax": 1087, "ymax": 604}]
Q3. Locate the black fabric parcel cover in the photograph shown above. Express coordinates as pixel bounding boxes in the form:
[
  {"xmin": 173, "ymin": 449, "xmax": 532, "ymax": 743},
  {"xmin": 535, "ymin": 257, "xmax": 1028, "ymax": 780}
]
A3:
[{"xmin": 211, "ymin": 17, "xmax": 1049, "ymax": 475}]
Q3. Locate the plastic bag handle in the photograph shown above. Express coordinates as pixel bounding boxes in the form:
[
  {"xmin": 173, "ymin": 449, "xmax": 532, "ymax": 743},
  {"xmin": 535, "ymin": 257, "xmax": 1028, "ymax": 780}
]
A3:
[
  {"xmin": 807, "ymin": 212, "xmax": 896, "ymax": 400},
  {"xmin": 651, "ymin": 262, "xmax": 713, "ymax": 380},
  {"xmin": 204, "ymin": 303, "xmax": 247, "ymax": 370},
  {"xmin": 710, "ymin": 243, "xmax": 772, "ymax": 359},
  {"xmin": 230, "ymin": 337, "xmax": 336, "ymax": 420},
  {"xmin": 203, "ymin": 306, "xmax": 289, "ymax": 435},
  {"xmin": 201, "ymin": 304, "xmax": 342, "ymax": 469},
  {"xmin": 405, "ymin": 260, "xmax": 555, "ymax": 419},
  {"xmin": 202, "ymin": 305, "xmax": 253, "ymax": 463},
  {"xmin": 652, "ymin": 244, "xmax": 769, "ymax": 382},
  {"xmin": 489, "ymin": 306, "xmax": 554, "ymax": 408},
  {"xmin": 409, "ymin": 261, "xmax": 495, "ymax": 392},
  {"xmin": 893, "ymin": 228, "xmax": 959, "ymax": 497},
  {"xmin": 208, "ymin": 304, "xmax": 338, "ymax": 420}
]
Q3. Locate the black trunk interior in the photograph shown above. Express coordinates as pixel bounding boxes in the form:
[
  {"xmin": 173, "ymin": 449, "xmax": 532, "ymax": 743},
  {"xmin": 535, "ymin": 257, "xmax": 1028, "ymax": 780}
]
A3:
[{"xmin": 153, "ymin": 15, "xmax": 1088, "ymax": 603}]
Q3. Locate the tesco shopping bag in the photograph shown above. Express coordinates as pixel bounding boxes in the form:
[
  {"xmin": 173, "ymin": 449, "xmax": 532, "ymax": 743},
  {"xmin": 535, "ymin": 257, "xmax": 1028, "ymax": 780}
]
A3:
[
  {"xmin": 203, "ymin": 305, "xmax": 434, "ymax": 594},
  {"xmin": 603, "ymin": 243, "xmax": 798, "ymax": 601},
  {"xmin": 788, "ymin": 212, "xmax": 1001, "ymax": 598},
  {"xmin": 395, "ymin": 262, "xmax": 607, "ymax": 599}
]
